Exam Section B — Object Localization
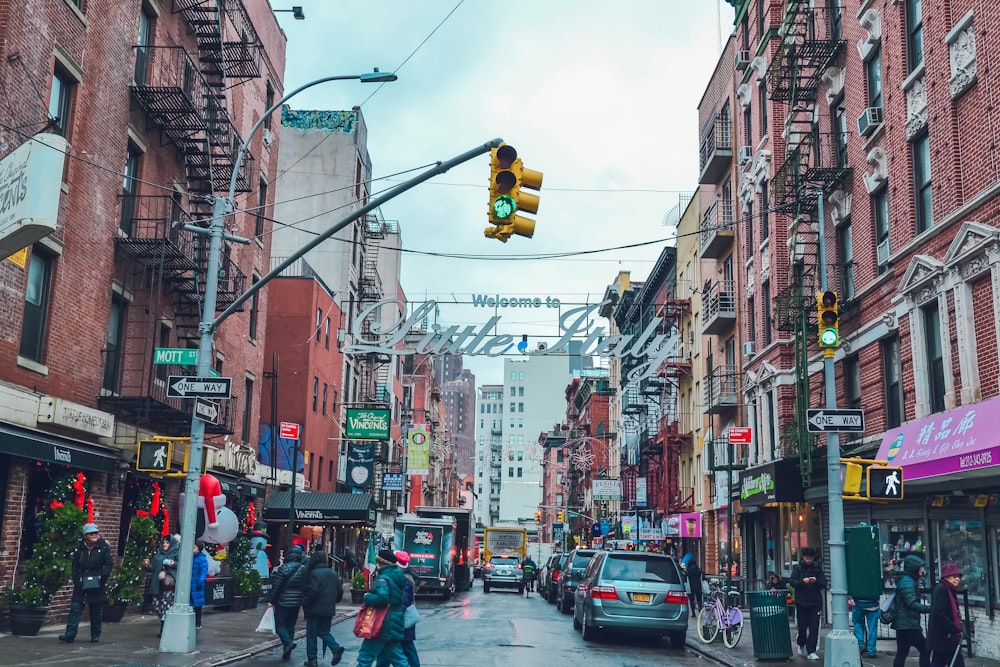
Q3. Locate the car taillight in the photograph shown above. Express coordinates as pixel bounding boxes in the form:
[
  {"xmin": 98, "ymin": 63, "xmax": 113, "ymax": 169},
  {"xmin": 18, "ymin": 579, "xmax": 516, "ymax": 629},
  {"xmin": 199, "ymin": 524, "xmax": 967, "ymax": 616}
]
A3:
[
  {"xmin": 591, "ymin": 586, "xmax": 617, "ymax": 600},
  {"xmin": 485, "ymin": 563, "xmax": 492, "ymax": 570},
  {"xmin": 666, "ymin": 591, "xmax": 688, "ymax": 605},
  {"xmin": 518, "ymin": 564, "xmax": 523, "ymax": 569},
  {"xmin": 552, "ymin": 571, "xmax": 559, "ymax": 581}
]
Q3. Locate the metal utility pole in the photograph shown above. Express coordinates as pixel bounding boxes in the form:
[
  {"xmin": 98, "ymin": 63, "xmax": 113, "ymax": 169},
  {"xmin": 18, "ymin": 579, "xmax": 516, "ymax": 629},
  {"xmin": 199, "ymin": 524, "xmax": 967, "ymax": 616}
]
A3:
[
  {"xmin": 816, "ymin": 191, "xmax": 858, "ymax": 667},
  {"xmin": 159, "ymin": 69, "xmax": 503, "ymax": 654}
]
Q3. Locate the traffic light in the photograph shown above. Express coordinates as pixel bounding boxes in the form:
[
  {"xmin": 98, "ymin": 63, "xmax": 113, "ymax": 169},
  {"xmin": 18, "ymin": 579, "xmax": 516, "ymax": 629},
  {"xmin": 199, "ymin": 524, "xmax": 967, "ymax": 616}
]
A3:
[
  {"xmin": 868, "ymin": 466, "xmax": 904, "ymax": 500},
  {"xmin": 533, "ymin": 510, "xmax": 542, "ymax": 522},
  {"xmin": 485, "ymin": 143, "xmax": 542, "ymax": 243},
  {"xmin": 817, "ymin": 290, "xmax": 840, "ymax": 352},
  {"xmin": 842, "ymin": 461, "xmax": 863, "ymax": 496},
  {"xmin": 557, "ymin": 510, "xmax": 565, "ymax": 524}
]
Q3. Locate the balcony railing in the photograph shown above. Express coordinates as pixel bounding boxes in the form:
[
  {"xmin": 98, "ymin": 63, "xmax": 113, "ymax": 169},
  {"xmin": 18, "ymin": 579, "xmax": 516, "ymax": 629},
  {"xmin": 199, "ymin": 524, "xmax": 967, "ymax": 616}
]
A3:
[
  {"xmin": 703, "ymin": 280, "xmax": 737, "ymax": 334},
  {"xmin": 707, "ymin": 437, "xmax": 749, "ymax": 471},
  {"xmin": 699, "ymin": 200, "xmax": 735, "ymax": 259},
  {"xmin": 698, "ymin": 113, "xmax": 733, "ymax": 184},
  {"xmin": 116, "ymin": 195, "xmax": 199, "ymax": 278},
  {"xmin": 704, "ymin": 365, "xmax": 739, "ymax": 413}
]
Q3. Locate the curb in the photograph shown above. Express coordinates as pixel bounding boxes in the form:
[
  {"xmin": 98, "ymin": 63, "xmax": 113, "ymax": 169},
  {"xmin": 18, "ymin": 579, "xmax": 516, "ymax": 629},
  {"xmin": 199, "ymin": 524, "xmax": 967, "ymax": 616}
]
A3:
[{"xmin": 207, "ymin": 610, "xmax": 358, "ymax": 666}]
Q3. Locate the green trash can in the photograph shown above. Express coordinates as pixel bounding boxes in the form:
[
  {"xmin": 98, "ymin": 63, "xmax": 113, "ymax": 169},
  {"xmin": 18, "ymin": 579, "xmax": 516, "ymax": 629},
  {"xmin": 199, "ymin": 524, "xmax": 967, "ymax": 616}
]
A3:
[{"xmin": 746, "ymin": 590, "xmax": 793, "ymax": 660}]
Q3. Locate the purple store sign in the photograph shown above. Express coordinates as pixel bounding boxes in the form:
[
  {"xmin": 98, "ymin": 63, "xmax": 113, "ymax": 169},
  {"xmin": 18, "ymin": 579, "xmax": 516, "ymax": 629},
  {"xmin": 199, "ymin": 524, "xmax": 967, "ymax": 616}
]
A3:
[{"xmin": 875, "ymin": 395, "xmax": 1000, "ymax": 481}]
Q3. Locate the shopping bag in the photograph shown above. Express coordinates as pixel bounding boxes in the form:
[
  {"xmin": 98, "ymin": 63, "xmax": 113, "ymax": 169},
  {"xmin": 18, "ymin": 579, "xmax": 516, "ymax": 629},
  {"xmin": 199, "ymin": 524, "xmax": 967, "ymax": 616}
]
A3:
[
  {"xmin": 353, "ymin": 604, "xmax": 388, "ymax": 639},
  {"xmin": 255, "ymin": 606, "xmax": 276, "ymax": 633},
  {"xmin": 403, "ymin": 602, "xmax": 421, "ymax": 629}
]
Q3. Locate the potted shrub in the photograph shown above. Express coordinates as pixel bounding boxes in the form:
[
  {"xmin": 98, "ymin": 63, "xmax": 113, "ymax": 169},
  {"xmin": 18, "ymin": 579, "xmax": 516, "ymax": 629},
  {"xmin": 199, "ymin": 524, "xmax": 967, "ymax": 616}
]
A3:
[
  {"xmin": 351, "ymin": 572, "xmax": 367, "ymax": 604},
  {"xmin": 104, "ymin": 515, "xmax": 157, "ymax": 622},
  {"xmin": 232, "ymin": 568, "xmax": 262, "ymax": 611}
]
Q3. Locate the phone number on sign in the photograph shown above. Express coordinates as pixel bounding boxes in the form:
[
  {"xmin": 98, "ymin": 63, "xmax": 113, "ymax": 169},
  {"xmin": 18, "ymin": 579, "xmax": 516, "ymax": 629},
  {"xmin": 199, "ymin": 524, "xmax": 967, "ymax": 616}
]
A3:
[{"xmin": 960, "ymin": 451, "xmax": 993, "ymax": 468}]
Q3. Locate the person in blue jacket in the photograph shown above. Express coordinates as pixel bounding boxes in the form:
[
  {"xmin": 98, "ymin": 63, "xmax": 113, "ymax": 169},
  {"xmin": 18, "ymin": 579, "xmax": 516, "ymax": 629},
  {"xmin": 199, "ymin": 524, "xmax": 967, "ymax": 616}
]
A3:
[{"xmin": 190, "ymin": 540, "xmax": 209, "ymax": 629}]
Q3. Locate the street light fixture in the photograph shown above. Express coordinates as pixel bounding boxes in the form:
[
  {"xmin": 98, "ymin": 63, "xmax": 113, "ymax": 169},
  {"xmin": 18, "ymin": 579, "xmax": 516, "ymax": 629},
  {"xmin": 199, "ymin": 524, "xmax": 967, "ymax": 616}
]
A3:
[
  {"xmin": 274, "ymin": 6, "xmax": 305, "ymax": 20},
  {"xmin": 160, "ymin": 70, "xmax": 397, "ymax": 654}
]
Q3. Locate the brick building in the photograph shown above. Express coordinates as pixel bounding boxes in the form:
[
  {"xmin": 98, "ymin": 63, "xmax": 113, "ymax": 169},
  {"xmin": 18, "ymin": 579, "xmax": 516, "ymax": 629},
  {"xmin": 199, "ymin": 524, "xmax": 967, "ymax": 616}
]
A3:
[
  {"xmin": 0, "ymin": 0, "xmax": 284, "ymax": 628},
  {"xmin": 717, "ymin": 0, "xmax": 1000, "ymax": 656}
]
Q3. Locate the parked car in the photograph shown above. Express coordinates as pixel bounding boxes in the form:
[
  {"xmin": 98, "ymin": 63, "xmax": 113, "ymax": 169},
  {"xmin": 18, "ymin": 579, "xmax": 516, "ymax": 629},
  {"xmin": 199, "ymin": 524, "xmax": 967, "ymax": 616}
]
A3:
[
  {"xmin": 572, "ymin": 550, "xmax": 688, "ymax": 646},
  {"xmin": 556, "ymin": 548, "xmax": 598, "ymax": 614},
  {"xmin": 542, "ymin": 552, "xmax": 569, "ymax": 604},
  {"xmin": 483, "ymin": 555, "xmax": 524, "ymax": 594}
]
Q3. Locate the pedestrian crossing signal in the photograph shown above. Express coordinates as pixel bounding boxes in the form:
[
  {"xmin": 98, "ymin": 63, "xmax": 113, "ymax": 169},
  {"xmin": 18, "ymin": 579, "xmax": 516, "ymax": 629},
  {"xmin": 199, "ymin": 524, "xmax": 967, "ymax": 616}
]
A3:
[
  {"xmin": 867, "ymin": 466, "xmax": 904, "ymax": 500},
  {"xmin": 137, "ymin": 439, "xmax": 172, "ymax": 472}
]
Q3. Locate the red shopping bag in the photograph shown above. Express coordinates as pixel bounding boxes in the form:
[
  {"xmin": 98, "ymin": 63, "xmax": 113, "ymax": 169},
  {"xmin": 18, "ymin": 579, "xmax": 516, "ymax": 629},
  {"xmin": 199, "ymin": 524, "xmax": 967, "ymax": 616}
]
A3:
[{"xmin": 353, "ymin": 604, "xmax": 388, "ymax": 639}]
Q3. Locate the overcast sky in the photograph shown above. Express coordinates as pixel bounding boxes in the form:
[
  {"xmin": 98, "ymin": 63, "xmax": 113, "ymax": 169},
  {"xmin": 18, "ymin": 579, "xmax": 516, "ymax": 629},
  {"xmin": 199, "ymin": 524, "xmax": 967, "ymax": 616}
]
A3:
[{"xmin": 273, "ymin": 1, "xmax": 736, "ymax": 384}]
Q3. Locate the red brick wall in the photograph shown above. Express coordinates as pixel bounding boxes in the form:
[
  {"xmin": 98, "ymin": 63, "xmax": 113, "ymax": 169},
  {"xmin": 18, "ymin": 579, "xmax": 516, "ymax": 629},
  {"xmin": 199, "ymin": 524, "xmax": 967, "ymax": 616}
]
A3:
[{"xmin": 972, "ymin": 277, "xmax": 997, "ymax": 398}]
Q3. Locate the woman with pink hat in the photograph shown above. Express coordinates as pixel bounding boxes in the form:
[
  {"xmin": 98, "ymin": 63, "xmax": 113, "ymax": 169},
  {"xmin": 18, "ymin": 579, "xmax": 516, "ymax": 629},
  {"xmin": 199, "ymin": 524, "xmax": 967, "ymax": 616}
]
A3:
[
  {"xmin": 375, "ymin": 551, "xmax": 420, "ymax": 667},
  {"xmin": 928, "ymin": 563, "xmax": 965, "ymax": 667}
]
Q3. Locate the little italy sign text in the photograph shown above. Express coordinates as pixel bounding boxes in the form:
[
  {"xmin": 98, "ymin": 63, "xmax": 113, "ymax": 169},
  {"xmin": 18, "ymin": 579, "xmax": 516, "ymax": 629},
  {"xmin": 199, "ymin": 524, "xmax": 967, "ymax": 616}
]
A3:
[{"xmin": 344, "ymin": 299, "xmax": 676, "ymax": 384}]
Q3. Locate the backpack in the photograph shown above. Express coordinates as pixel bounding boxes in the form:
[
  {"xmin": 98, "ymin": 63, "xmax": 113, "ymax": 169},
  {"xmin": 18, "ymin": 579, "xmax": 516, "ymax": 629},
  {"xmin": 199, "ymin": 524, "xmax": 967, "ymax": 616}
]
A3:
[{"xmin": 879, "ymin": 592, "xmax": 897, "ymax": 626}]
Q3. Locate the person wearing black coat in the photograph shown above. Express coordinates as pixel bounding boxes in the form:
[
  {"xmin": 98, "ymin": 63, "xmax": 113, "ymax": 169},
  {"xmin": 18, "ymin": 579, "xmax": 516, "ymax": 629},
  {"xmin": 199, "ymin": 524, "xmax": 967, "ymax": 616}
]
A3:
[
  {"xmin": 59, "ymin": 523, "xmax": 113, "ymax": 643},
  {"xmin": 268, "ymin": 545, "xmax": 308, "ymax": 661},
  {"xmin": 302, "ymin": 549, "xmax": 345, "ymax": 667},
  {"xmin": 894, "ymin": 554, "xmax": 931, "ymax": 667},
  {"xmin": 790, "ymin": 546, "xmax": 827, "ymax": 660},
  {"xmin": 928, "ymin": 563, "xmax": 965, "ymax": 667},
  {"xmin": 686, "ymin": 559, "xmax": 704, "ymax": 614}
]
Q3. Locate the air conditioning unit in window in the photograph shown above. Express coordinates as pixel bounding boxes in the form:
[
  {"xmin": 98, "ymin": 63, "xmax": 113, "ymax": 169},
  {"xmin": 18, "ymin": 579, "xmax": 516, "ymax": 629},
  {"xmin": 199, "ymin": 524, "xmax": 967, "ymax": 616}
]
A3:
[
  {"xmin": 857, "ymin": 106, "xmax": 884, "ymax": 138},
  {"xmin": 877, "ymin": 238, "xmax": 891, "ymax": 265},
  {"xmin": 742, "ymin": 341, "xmax": 756, "ymax": 358},
  {"xmin": 262, "ymin": 127, "xmax": 274, "ymax": 147},
  {"xmin": 735, "ymin": 50, "xmax": 751, "ymax": 71},
  {"xmin": 738, "ymin": 146, "xmax": 753, "ymax": 166}
]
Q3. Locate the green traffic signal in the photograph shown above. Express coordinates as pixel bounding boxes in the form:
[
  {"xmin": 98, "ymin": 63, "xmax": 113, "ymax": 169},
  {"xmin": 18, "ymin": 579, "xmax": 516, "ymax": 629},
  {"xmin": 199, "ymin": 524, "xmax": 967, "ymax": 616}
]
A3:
[{"xmin": 492, "ymin": 194, "xmax": 517, "ymax": 220}]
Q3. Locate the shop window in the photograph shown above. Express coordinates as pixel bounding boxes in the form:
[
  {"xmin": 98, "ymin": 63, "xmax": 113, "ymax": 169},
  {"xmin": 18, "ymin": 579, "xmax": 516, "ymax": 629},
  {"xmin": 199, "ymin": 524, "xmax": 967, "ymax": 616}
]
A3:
[
  {"xmin": 882, "ymin": 522, "xmax": 927, "ymax": 585},
  {"xmin": 935, "ymin": 519, "xmax": 986, "ymax": 600}
]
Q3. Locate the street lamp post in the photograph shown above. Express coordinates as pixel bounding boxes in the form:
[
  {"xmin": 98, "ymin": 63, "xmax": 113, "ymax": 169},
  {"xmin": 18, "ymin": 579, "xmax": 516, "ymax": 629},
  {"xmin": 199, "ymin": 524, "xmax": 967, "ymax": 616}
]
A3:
[{"xmin": 160, "ymin": 70, "xmax": 397, "ymax": 653}]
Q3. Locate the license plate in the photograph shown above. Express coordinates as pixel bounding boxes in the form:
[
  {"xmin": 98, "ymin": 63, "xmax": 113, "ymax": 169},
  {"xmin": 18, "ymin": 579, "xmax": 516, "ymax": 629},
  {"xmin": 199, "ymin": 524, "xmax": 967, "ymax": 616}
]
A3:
[{"xmin": 632, "ymin": 593, "xmax": 651, "ymax": 603}]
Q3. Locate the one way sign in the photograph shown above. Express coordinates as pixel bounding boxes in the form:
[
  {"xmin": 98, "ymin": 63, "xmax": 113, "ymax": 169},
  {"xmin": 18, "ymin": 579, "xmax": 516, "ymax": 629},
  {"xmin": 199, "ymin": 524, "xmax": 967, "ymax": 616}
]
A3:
[
  {"xmin": 167, "ymin": 376, "xmax": 232, "ymax": 398},
  {"xmin": 806, "ymin": 408, "xmax": 865, "ymax": 433}
]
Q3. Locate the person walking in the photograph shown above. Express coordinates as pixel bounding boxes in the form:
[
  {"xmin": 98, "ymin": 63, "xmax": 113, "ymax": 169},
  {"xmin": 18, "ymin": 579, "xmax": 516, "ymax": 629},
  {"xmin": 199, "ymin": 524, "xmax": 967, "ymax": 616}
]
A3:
[
  {"xmin": 59, "ymin": 523, "xmax": 113, "ymax": 643},
  {"xmin": 191, "ymin": 540, "xmax": 209, "ymax": 630},
  {"xmin": 928, "ymin": 562, "xmax": 964, "ymax": 667},
  {"xmin": 146, "ymin": 534, "xmax": 179, "ymax": 638},
  {"xmin": 377, "ymin": 551, "xmax": 420, "ymax": 667},
  {"xmin": 268, "ymin": 544, "xmax": 308, "ymax": 661},
  {"xmin": 520, "ymin": 555, "xmax": 537, "ymax": 593},
  {"xmin": 790, "ymin": 546, "xmax": 827, "ymax": 660},
  {"xmin": 686, "ymin": 558, "xmax": 704, "ymax": 614},
  {"xmin": 852, "ymin": 593, "xmax": 881, "ymax": 658},
  {"xmin": 302, "ymin": 549, "xmax": 345, "ymax": 667},
  {"xmin": 357, "ymin": 549, "xmax": 410, "ymax": 667},
  {"xmin": 893, "ymin": 553, "xmax": 932, "ymax": 667}
]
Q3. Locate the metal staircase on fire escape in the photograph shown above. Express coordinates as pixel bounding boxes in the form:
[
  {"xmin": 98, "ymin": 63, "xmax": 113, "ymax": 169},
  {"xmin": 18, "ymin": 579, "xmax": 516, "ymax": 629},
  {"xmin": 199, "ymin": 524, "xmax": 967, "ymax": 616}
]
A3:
[
  {"xmin": 100, "ymin": 0, "xmax": 262, "ymax": 441},
  {"xmin": 767, "ymin": 0, "xmax": 849, "ymax": 486}
]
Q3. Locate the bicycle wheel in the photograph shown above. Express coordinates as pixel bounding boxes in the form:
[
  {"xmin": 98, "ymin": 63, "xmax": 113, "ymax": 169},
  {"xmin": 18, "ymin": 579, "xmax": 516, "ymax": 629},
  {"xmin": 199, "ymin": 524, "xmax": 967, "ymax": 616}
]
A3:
[
  {"xmin": 697, "ymin": 605, "xmax": 720, "ymax": 643},
  {"xmin": 722, "ymin": 607, "xmax": 744, "ymax": 648}
]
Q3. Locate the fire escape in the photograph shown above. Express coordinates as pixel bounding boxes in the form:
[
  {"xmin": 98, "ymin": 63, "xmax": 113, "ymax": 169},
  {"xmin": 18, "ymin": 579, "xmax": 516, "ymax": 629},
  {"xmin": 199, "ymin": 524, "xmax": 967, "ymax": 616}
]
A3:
[
  {"xmin": 767, "ymin": 0, "xmax": 849, "ymax": 486},
  {"xmin": 100, "ymin": 0, "xmax": 262, "ymax": 438},
  {"xmin": 654, "ymin": 296, "xmax": 694, "ymax": 513}
]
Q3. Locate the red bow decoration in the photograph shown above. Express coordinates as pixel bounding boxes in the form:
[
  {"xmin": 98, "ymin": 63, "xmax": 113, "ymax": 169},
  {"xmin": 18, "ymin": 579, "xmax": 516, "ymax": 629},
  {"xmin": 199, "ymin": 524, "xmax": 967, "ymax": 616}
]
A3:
[
  {"xmin": 50, "ymin": 500, "xmax": 64, "ymax": 510},
  {"xmin": 135, "ymin": 509, "xmax": 150, "ymax": 518},
  {"xmin": 161, "ymin": 508, "xmax": 170, "ymax": 536},
  {"xmin": 86, "ymin": 496, "xmax": 94, "ymax": 523},
  {"xmin": 151, "ymin": 482, "xmax": 161, "ymax": 517},
  {"xmin": 246, "ymin": 501, "xmax": 256, "ymax": 532},
  {"xmin": 72, "ymin": 472, "xmax": 86, "ymax": 509}
]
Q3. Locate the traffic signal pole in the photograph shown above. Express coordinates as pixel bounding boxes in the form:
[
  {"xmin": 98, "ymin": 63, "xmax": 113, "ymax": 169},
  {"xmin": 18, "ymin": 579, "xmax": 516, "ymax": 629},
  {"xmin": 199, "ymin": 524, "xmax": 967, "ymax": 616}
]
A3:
[
  {"xmin": 159, "ymin": 72, "xmax": 502, "ymax": 649},
  {"xmin": 815, "ymin": 193, "xmax": 860, "ymax": 667}
]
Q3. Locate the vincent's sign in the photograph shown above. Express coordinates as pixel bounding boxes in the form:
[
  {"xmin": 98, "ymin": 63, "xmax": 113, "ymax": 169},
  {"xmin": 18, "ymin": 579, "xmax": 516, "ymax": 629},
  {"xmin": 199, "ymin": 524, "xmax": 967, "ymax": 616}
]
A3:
[{"xmin": 344, "ymin": 299, "xmax": 675, "ymax": 384}]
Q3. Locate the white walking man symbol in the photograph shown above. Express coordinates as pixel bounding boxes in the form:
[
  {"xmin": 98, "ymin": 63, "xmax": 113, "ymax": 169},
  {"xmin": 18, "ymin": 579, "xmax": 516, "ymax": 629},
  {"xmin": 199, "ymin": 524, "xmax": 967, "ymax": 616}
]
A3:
[
  {"xmin": 884, "ymin": 469, "xmax": 900, "ymax": 496},
  {"xmin": 152, "ymin": 444, "xmax": 167, "ymax": 469}
]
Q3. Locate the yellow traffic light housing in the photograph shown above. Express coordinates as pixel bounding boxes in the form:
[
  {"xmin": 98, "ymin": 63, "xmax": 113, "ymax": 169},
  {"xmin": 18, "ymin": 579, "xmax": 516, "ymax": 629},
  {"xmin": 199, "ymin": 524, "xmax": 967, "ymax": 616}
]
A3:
[
  {"xmin": 485, "ymin": 143, "xmax": 542, "ymax": 242},
  {"xmin": 557, "ymin": 510, "xmax": 565, "ymax": 523},
  {"xmin": 817, "ymin": 290, "xmax": 840, "ymax": 354},
  {"xmin": 842, "ymin": 461, "xmax": 863, "ymax": 495},
  {"xmin": 534, "ymin": 510, "xmax": 542, "ymax": 522}
]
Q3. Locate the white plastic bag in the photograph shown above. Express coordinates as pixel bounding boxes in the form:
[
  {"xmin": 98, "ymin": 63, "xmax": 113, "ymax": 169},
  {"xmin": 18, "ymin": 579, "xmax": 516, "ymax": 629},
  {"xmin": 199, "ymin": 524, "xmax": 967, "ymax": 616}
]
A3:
[
  {"xmin": 256, "ymin": 606, "xmax": 276, "ymax": 633},
  {"xmin": 403, "ymin": 602, "xmax": 421, "ymax": 629}
]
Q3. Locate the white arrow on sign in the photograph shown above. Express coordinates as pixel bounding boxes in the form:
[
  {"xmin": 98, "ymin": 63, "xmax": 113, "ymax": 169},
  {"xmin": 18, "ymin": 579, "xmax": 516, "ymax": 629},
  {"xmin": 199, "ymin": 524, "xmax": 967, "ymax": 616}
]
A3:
[
  {"xmin": 167, "ymin": 375, "xmax": 232, "ymax": 398},
  {"xmin": 806, "ymin": 408, "xmax": 865, "ymax": 432},
  {"xmin": 194, "ymin": 398, "xmax": 220, "ymax": 425}
]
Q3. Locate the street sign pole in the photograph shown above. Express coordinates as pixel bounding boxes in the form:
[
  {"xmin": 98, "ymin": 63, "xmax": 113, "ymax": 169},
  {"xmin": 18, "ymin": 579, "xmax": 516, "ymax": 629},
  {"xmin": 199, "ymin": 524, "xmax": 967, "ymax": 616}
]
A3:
[{"xmin": 815, "ymin": 195, "xmax": 859, "ymax": 667}]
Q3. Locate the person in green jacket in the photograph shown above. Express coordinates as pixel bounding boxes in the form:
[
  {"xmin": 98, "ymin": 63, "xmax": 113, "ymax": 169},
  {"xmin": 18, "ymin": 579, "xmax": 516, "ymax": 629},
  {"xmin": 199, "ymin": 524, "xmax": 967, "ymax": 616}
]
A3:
[
  {"xmin": 893, "ymin": 554, "xmax": 931, "ymax": 667},
  {"xmin": 357, "ymin": 550, "xmax": 410, "ymax": 667}
]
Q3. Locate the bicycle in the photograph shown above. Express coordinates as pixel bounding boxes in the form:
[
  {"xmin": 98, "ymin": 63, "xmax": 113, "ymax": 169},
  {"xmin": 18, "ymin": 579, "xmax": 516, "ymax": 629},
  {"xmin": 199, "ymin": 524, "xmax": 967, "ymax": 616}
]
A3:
[{"xmin": 696, "ymin": 578, "xmax": 744, "ymax": 648}]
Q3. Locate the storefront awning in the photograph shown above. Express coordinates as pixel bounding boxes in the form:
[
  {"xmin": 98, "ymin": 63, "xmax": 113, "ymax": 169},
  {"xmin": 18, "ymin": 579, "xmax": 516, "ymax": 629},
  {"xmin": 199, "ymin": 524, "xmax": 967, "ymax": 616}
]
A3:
[
  {"xmin": 263, "ymin": 490, "xmax": 375, "ymax": 524},
  {"xmin": 738, "ymin": 459, "xmax": 804, "ymax": 506},
  {"xmin": 0, "ymin": 422, "xmax": 118, "ymax": 473},
  {"xmin": 876, "ymin": 394, "xmax": 1000, "ymax": 483}
]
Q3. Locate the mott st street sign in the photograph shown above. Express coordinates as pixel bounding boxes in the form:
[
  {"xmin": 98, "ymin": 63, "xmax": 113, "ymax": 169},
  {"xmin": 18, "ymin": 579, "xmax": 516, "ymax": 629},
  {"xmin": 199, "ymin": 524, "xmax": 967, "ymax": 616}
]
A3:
[
  {"xmin": 166, "ymin": 376, "xmax": 232, "ymax": 399},
  {"xmin": 807, "ymin": 408, "xmax": 865, "ymax": 433},
  {"xmin": 153, "ymin": 348, "xmax": 199, "ymax": 366}
]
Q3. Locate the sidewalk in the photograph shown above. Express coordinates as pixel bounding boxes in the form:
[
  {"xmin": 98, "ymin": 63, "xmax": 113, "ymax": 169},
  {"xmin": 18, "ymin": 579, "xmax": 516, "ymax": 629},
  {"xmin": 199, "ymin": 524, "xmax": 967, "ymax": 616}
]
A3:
[
  {"xmin": 0, "ymin": 593, "xmax": 365, "ymax": 667},
  {"xmin": 688, "ymin": 618, "xmax": 999, "ymax": 667}
]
